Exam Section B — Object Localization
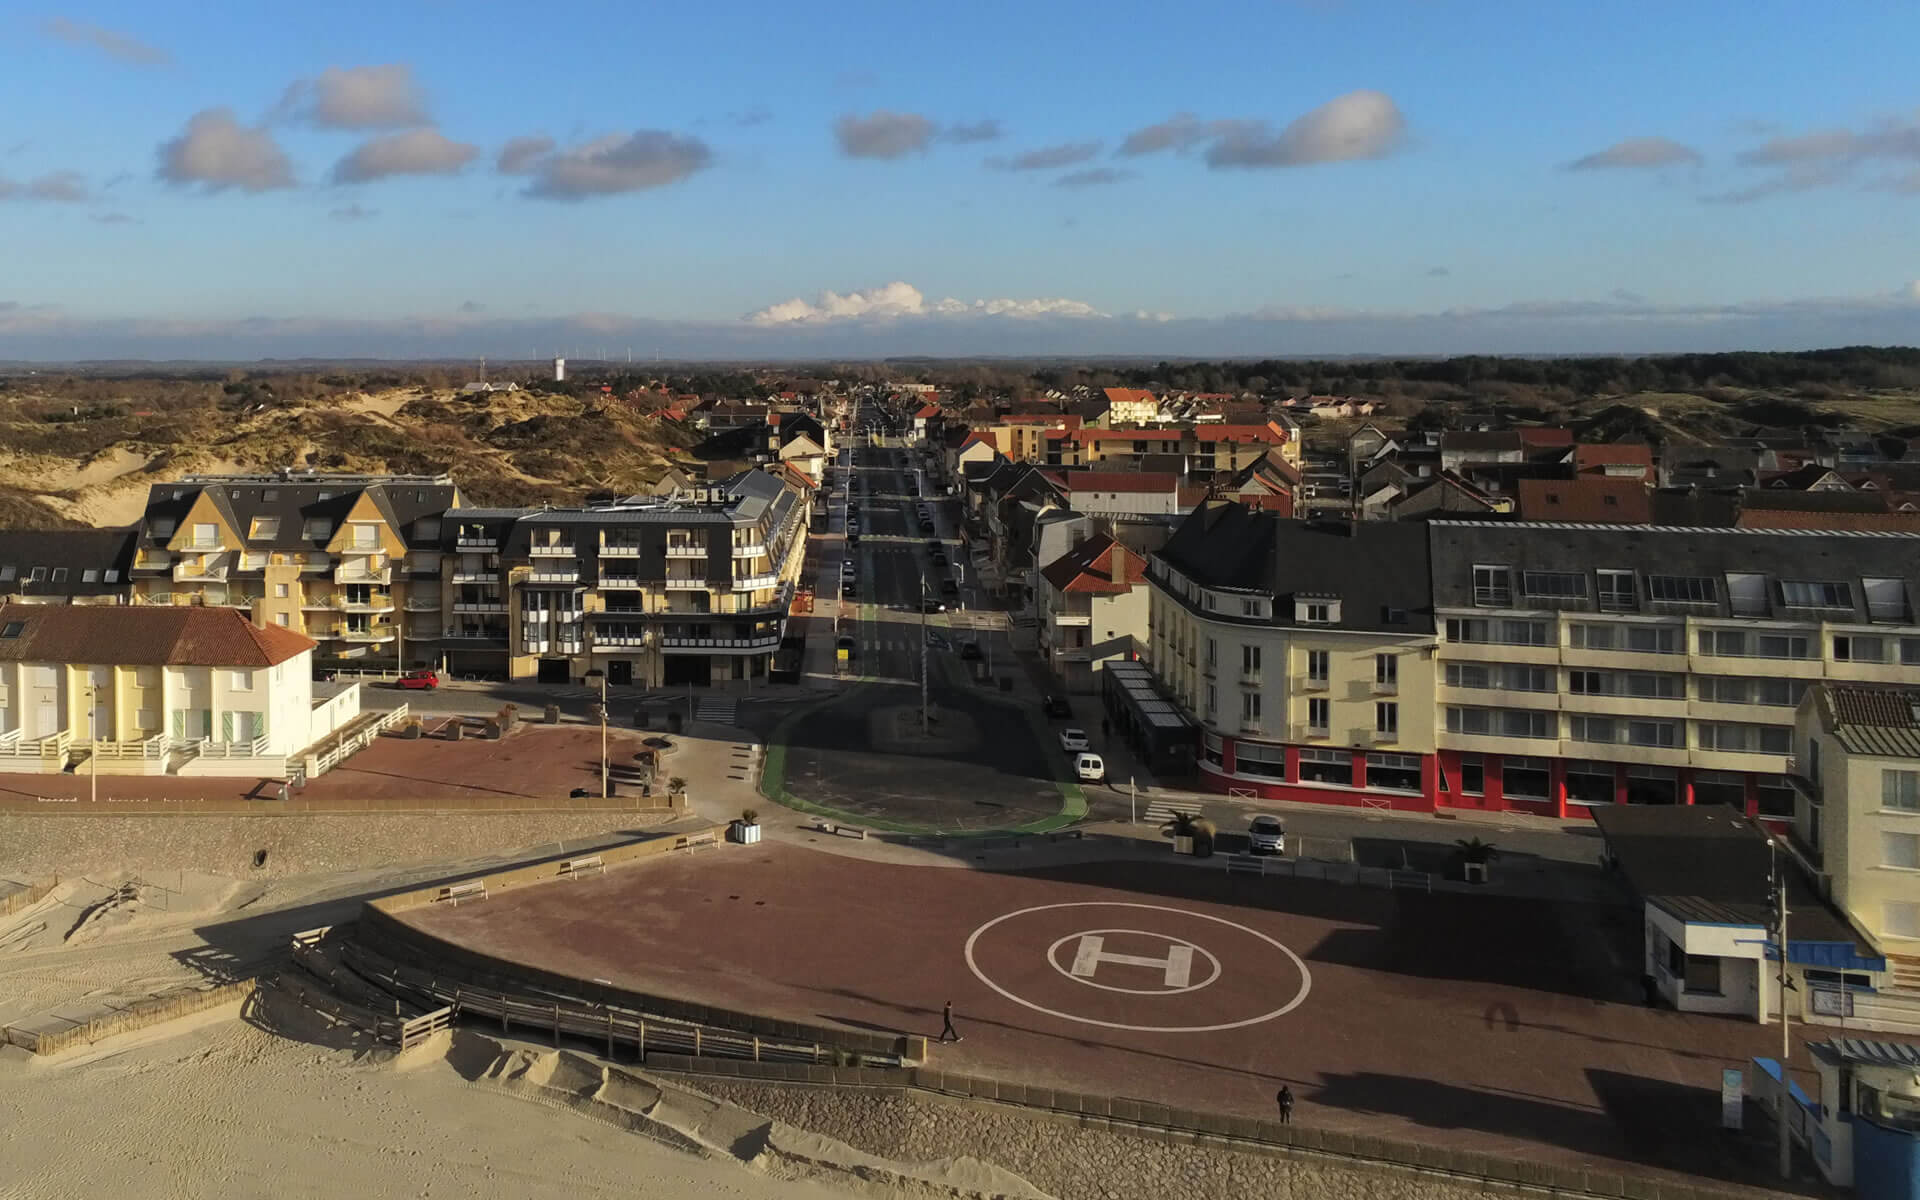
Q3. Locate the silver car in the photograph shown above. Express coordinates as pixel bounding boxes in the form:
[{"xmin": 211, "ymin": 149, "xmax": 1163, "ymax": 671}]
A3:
[{"xmin": 1248, "ymin": 815, "xmax": 1286, "ymax": 855}]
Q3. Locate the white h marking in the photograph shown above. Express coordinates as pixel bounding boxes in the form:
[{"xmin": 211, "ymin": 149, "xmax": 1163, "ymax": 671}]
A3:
[{"xmin": 1069, "ymin": 934, "xmax": 1193, "ymax": 988}]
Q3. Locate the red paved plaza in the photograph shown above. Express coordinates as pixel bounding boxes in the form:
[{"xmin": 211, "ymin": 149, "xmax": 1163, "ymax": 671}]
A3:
[{"xmin": 398, "ymin": 843, "xmax": 1817, "ymax": 1190}]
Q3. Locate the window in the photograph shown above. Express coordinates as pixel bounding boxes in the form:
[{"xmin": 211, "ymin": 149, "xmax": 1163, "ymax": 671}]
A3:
[
  {"xmin": 1565, "ymin": 760, "xmax": 1616, "ymax": 805},
  {"xmin": 274, "ymin": 583, "xmax": 289, "ymax": 598},
  {"xmin": 81, "ymin": 569, "xmax": 98, "ymax": 583},
  {"xmin": 1569, "ymin": 623, "xmax": 1615, "ymax": 650},
  {"xmin": 1683, "ymin": 955, "xmax": 1723, "ymax": 996},
  {"xmin": 1503, "ymin": 755, "xmax": 1550, "ymax": 798},
  {"xmin": 49, "ymin": 568, "xmax": 66, "ymax": 582},
  {"xmin": 1307, "ymin": 698, "xmax": 1330, "ymax": 734},
  {"xmin": 1626, "ymin": 625, "xmax": 1682, "ymax": 654},
  {"xmin": 0, "ymin": 621, "xmax": 22, "ymax": 638},
  {"xmin": 1834, "ymin": 634, "xmax": 1886, "ymax": 663},
  {"xmin": 1596, "ymin": 570, "xmax": 1637, "ymax": 610},
  {"xmin": 1366, "ymin": 751, "xmax": 1421, "ymax": 792},
  {"xmin": 1883, "ymin": 770, "xmax": 1920, "ymax": 812},
  {"xmin": 1448, "ymin": 618, "xmax": 1551, "ymax": 646},
  {"xmin": 1200, "ymin": 731, "xmax": 1224, "ymax": 767},
  {"xmin": 274, "ymin": 613, "xmax": 290, "ymax": 626},
  {"xmin": 249, "ymin": 517, "xmax": 280, "ymax": 539},
  {"xmin": 1906, "ymin": 638, "xmax": 1920, "ymax": 666},
  {"xmin": 1376, "ymin": 702, "xmax": 1398, "ymax": 736},
  {"xmin": 28, "ymin": 567, "xmax": 44, "ymax": 582},
  {"xmin": 191, "ymin": 522, "xmax": 217, "ymax": 547},
  {"xmin": 1456, "ymin": 755, "xmax": 1484, "ymax": 795},
  {"xmin": 1864, "ymin": 578, "xmax": 1908, "ymax": 623},
  {"xmin": 1241, "ymin": 691, "xmax": 1262, "ymax": 726},
  {"xmin": 229, "ymin": 670, "xmax": 251, "ymax": 692},
  {"xmin": 1522, "ymin": 571, "xmax": 1586, "ymax": 599},
  {"xmin": 1758, "ymin": 633, "xmax": 1811, "ymax": 659},
  {"xmin": 1241, "ymin": 598, "xmax": 1261, "ymax": 617},
  {"xmin": 1302, "ymin": 602, "xmax": 1331, "ymax": 624},
  {"xmin": 1646, "ymin": 575, "xmax": 1716, "ymax": 604},
  {"xmin": 1306, "ymin": 650, "xmax": 1329, "ymax": 683},
  {"xmin": 303, "ymin": 518, "xmax": 332, "ymax": 539},
  {"xmin": 1380, "ymin": 606, "xmax": 1408, "ymax": 624},
  {"xmin": 1235, "ymin": 740, "xmax": 1285, "ymax": 780},
  {"xmin": 1629, "ymin": 719, "xmax": 1679, "ymax": 747},
  {"xmin": 1446, "ymin": 707, "xmax": 1553, "ymax": 738},
  {"xmin": 1298, "ymin": 746, "xmax": 1351, "ymax": 786},
  {"xmin": 1205, "ymin": 638, "xmax": 1217, "ymax": 668},
  {"xmin": 0, "ymin": 566, "xmax": 12, "ymax": 581},
  {"xmin": 1375, "ymin": 654, "xmax": 1397, "ymax": 685},
  {"xmin": 1472, "ymin": 564, "xmax": 1512, "ymax": 607},
  {"xmin": 1883, "ymin": 831, "xmax": 1920, "ymax": 871},
  {"xmin": 1780, "ymin": 579, "xmax": 1853, "ymax": 610},
  {"xmin": 150, "ymin": 518, "xmax": 176, "ymax": 537},
  {"xmin": 1205, "ymin": 684, "xmax": 1216, "ymax": 717},
  {"xmin": 1242, "ymin": 644, "xmax": 1261, "ymax": 676},
  {"xmin": 104, "ymin": 569, "xmax": 119, "ymax": 583},
  {"xmin": 1725, "ymin": 572, "xmax": 1768, "ymax": 616},
  {"xmin": 1697, "ymin": 723, "xmax": 1792, "ymax": 754}
]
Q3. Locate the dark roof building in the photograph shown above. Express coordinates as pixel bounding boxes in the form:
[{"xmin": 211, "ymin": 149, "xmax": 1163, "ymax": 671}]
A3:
[{"xmin": 0, "ymin": 528, "xmax": 137, "ymax": 602}]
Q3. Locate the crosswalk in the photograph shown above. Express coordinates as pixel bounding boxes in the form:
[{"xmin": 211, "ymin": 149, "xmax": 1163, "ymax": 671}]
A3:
[{"xmin": 695, "ymin": 696, "xmax": 738, "ymax": 724}]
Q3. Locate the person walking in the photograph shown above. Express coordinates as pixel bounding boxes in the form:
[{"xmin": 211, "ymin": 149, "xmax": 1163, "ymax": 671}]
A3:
[
  {"xmin": 1276, "ymin": 1085, "xmax": 1294, "ymax": 1125},
  {"xmin": 938, "ymin": 1000, "xmax": 962, "ymax": 1043}
]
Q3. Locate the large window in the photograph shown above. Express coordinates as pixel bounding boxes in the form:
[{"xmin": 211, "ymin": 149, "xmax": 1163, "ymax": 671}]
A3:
[
  {"xmin": 1503, "ymin": 755, "xmax": 1550, "ymax": 799},
  {"xmin": 1780, "ymin": 579, "xmax": 1854, "ymax": 610},
  {"xmin": 1863, "ymin": 577, "xmax": 1909, "ymax": 623},
  {"xmin": 1306, "ymin": 650, "xmax": 1329, "ymax": 683},
  {"xmin": 1834, "ymin": 634, "xmax": 1886, "ymax": 663},
  {"xmin": 1596, "ymin": 569, "xmax": 1637, "ymax": 611},
  {"xmin": 1522, "ymin": 571, "xmax": 1586, "ymax": 600},
  {"xmin": 1450, "ymin": 617, "xmax": 1554, "ymax": 645},
  {"xmin": 1647, "ymin": 575, "xmax": 1717, "ymax": 605},
  {"xmin": 1565, "ymin": 760, "xmax": 1616, "ymax": 805},
  {"xmin": 1307, "ymin": 697, "xmax": 1329, "ymax": 735},
  {"xmin": 1726, "ymin": 572, "xmax": 1768, "ymax": 616},
  {"xmin": 1570, "ymin": 622, "xmax": 1682, "ymax": 653},
  {"xmin": 1446, "ymin": 707, "xmax": 1554, "ymax": 738},
  {"xmin": 1200, "ymin": 731, "xmax": 1224, "ymax": 768},
  {"xmin": 1883, "ymin": 832, "xmax": 1920, "ymax": 871},
  {"xmin": 1693, "ymin": 770, "xmax": 1747, "ymax": 808},
  {"xmin": 1884, "ymin": 770, "xmax": 1920, "ymax": 813},
  {"xmin": 1455, "ymin": 755, "xmax": 1484, "ymax": 795},
  {"xmin": 1697, "ymin": 723, "xmax": 1793, "ymax": 755},
  {"xmin": 1699, "ymin": 629, "xmax": 1812, "ymax": 659},
  {"xmin": 1570, "ymin": 715, "xmax": 1678, "ymax": 746},
  {"xmin": 1446, "ymin": 663, "xmax": 1550, "ymax": 691},
  {"xmin": 1366, "ymin": 752, "xmax": 1422, "ymax": 793},
  {"xmin": 1298, "ymin": 747, "xmax": 1352, "ymax": 786},
  {"xmin": 1569, "ymin": 669, "xmax": 1682, "ymax": 698},
  {"xmin": 1235, "ymin": 740, "xmax": 1285, "ymax": 781}
]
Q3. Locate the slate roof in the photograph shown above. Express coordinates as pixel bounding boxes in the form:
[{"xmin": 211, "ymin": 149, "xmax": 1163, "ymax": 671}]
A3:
[
  {"xmin": 0, "ymin": 603, "xmax": 314, "ymax": 666},
  {"xmin": 1155, "ymin": 506, "xmax": 1435, "ymax": 634},
  {"xmin": 138, "ymin": 474, "xmax": 457, "ymax": 551},
  {"xmin": 1814, "ymin": 684, "xmax": 1920, "ymax": 759},
  {"xmin": 0, "ymin": 529, "xmax": 137, "ymax": 598},
  {"xmin": 1427, "ymin": 522, "xmax": 1920, "ymax": 622},
  {"xmin": 1062, "ymin": 470, "xmax": 1178, "ymax": 495}
]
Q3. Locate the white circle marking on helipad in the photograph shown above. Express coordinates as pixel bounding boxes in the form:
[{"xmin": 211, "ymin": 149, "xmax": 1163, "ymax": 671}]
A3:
[
  {"xmin": 1044, "ymin": 929, "xmax": 1223, "ymax": 995},
  {"xmin": 963, "ymin": 901, "xmax": 1312, "ymax": 1033}
]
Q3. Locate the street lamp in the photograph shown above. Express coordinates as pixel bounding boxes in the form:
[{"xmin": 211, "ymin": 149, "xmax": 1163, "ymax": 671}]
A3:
[
  {"xmin": 585, "ymin": 668, "xmax": 608, "ymax": 799},
  {"xmin": 83, "ymin": 683, "xmax": 98, "ymax": 805}
]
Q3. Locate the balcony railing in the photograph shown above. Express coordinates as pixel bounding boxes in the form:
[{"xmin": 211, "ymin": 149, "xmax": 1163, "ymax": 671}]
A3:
[
  {"xmin": 405, "ymin": 594, "xmax": 441, "ymax": 611},
  {"xmin": 527, "ymin": 568, "xmax": 579, "ymax": 583},
  {"xmin": 665, "ymin": 545, "xmax": 708, "ymax": 558},
  {"xmin": 661, "ymin": 633, "xmax": 782, "ymax": 652},
  {"xmin": 600, "ymin": 576, "xmax": 644, "ymax": 590},
  {"xmin": 1239, "ymin": 672, "xmax": 1262, "ymax": 687},
  {"xmin": 592, "ymin": 633, "xmax": 654, "ymax": 649},
  {"xmin": 599, "ymin": 543, "xmax": 642, "ymax": 557},
  {"xmin": 335, "ymin": 596, "xmax": 396, "ymax": 612},
  {"xmin": 664, "ymin": 577, "xmax": 708, "ymax": 591},
  {"xmin": 336, "ymin": 565, "xmax": 391, "ymax": 584},
  {"xmin": 173, "ymin": 561, "xmax": 229, "ymax": 582},
  {"xmin": 338, "ymin": 625, "xmax": 396, "ymax": 643},
  {"xmin": 456, "ymin": 534, "xmax": 495, "ymax": 550},
  {"xmin": 444, "ymin": 627, "xmax": 507, "ymax": 641},
  {"xmin": 529, "ymin": 544, "xmax": 577, "ymax": 557},
  {"xmin": 731, "ymin": 542, "xmax": 767, "ymax": 558},
  {"xmin": 733, "ymin": 572, "xmax": 779, "ymax": 591},
  {"xmin": 450, "ymin": 569, "xmax": 497, "ymax": 583},
  {"xmin": 452, "ymin": 600, "xmax": 506, "ymax": 613}
]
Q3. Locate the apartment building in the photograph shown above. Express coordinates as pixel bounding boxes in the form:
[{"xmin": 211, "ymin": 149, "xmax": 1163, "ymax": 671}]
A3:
[
  {"xmin": 1037, "ymin": 533, "xmax": 1147, "ymax": 693},
  {"xmin": 0, "ymin": 529, "xmax": 136, "ymax": 604},
  {"xmin": 1793, "ymin": 685, "xmax": 1920, "ymax": 957},
  {"xmin": 128, "ymin": 473, "xmax": 459, "ymax": 668},
  {"xmin": 1147, "ymin": 508, "xmax": 1440, "ymax": 810},
  {"xmin": 1428, "ymin": 522, "xmax": 1920, "ymax": 821},
  {"xmin": 0, "ymin": 603, "xmax": 328, "ymax": 774},
  {"xmin": 440, "ymin": 470, "xmax": 808, "ymax": 686}
]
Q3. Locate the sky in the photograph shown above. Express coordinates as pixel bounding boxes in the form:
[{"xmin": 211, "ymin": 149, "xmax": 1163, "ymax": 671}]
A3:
[{"xmin": 2, "ymin": 0, "xmax": 1919, "ymax": 361}]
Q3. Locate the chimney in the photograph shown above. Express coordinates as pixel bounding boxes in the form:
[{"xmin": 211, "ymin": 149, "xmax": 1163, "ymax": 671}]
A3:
[{"xmin": 1109, "ymin": 542, "xmax": 1129, "ymax": 586}]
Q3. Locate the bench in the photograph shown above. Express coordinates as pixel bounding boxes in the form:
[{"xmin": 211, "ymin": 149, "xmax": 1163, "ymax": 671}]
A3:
[
  {"xmin": 809, "ymin": 818, "xmax": 867, "ymax": 841},
  {"xmin": 559, "ymin": 855, "xmax": 605, "ymax": 881},
  {"xmin": 678, "ymin": 831, "xmax": 719, "ymax": 853},
  {"xmin": 434, "ymin": 881, "xmax": 487, "ymax": 906}
]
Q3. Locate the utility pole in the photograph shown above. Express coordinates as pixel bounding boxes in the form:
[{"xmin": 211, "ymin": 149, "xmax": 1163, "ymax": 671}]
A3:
[
  {"xmin": 598, "ymin": 671, "xmax": 609, "ymax": 800},
  {"xmin": 1771, "ymin": 838, "xmax": 1793, "ymax": 1181},
  {"xmin": 1129, "ymin": 776, "xmax": 1137, "ymax": 825},
  {"xmin": 85, "ymin": 684, "xmax": 98, "ymax": 806}
]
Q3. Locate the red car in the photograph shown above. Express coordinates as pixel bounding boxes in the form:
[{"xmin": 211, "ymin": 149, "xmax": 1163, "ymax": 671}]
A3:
[{"xmin": 395, "ymin": 669, "xmax": 440, "ymax": 690}]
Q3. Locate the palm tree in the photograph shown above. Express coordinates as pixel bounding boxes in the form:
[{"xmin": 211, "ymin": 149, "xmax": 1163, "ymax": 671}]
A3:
[{"xmin": 1456, "ymin": 837, "xmax": 1500, "ymax": 864}]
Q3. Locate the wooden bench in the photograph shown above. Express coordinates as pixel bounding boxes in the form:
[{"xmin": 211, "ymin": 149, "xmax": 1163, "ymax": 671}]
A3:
[
  {"xmin": 809, "ymin": 818, "xmax": 867, "ymax": 841},
  {"xmin": 677, "ymin": 831, "xmax": 719, "ymax": 853},
  {"xmin": 434, "ymin": 881, "xmax": 487, "ymax": 906},
  {"xmin": 559, "ymin": 855, "xmax": 605, "ymax": 881}
]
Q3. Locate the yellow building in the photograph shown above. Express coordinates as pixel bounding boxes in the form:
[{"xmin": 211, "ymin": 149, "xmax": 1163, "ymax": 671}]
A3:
[{"xmin": 129, "ymin": 472, "xmax": 459, "ymax": 669}]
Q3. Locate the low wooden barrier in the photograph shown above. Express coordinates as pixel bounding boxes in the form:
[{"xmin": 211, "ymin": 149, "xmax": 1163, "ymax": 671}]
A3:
[
  {"xmin": 435, "ymin": 881, "xmax": 487, "ymax": 906},
  {"xmin": 2, "ymin": 978, "xmax": 257, "ymax": 1055},
  {"xmin": 559, "ymin": 855, "xmax": 605, "ymax": 880},
  {"xmin": 0, "ymin": 877, "xmax": 56, "ymax": 920}
]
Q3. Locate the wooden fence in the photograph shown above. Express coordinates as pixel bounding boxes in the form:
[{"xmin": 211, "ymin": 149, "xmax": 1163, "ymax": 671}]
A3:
[{"xmin": 1, "ymin": 978, "xmax": 257, "ymax": 1055}]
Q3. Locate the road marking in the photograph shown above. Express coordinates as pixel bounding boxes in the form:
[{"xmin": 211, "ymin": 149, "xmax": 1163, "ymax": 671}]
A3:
[
  {"xmin": 964, "ymin": 901, "xmax": 1311, "ymax": 1033},
  {"xmin": 1050, "ymin": 929, "xmax": 1221, "ymax": 995}
]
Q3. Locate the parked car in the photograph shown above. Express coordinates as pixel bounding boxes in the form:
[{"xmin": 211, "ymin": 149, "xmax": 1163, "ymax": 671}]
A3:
[
  {"xmin": 1248, "ymin": 815, "xmax": 1286, "ymax": 855},
  {"xmin": 1059, "ymin": 728, "xmax": 1090, "ymax": 753},
  {"xmin": 1042, "ymin": 694, "xmax": 1072, "ymax": 718},
  {"xmin": 841, "ymin": 580, "xmax": 857, "ymax": 598},
  {"xmin": 395, "ymin": 668, "xmax": 440, "ymax": 690},
  {"xmin": 1073, "ymin": 752, "xmax": 1106, "ymax": 783}
]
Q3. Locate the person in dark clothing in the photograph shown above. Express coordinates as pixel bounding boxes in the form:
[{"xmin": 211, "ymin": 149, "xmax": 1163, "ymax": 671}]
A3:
[
  {"xmin": 938, "ymin": 1000, "xmax": 962, "ymax": 1043},
  {"xmin": 1276, "ymin": 1085, "xmax": 1294, "ymax": 1124}
]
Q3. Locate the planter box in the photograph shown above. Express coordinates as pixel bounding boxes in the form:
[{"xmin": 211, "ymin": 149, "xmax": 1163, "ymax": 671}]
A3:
[
  {"xmin": 1173, "ymin": 835, "xmax": 1196, "ymax": 856},
  {"xmin": 731, "ymin": 821, "xmax": 762, "ymax": 845},
  {"xmin": 1463, "ymin": 862, "xmax": 1489, "ymax": 884}
]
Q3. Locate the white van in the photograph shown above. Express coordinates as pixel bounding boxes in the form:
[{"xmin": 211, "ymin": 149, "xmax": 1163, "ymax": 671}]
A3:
[{"xmin": 1073, "ymin": 753, "xmax": 1106, "ymax": 783}]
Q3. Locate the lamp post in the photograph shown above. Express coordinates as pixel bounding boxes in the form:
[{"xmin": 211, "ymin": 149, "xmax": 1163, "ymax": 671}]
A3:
[
  {"xmin": 84, "ymin": 683, "xmax": 98, "ymax": 806},
  {"xmin": 594, "ymin": 670, "xmax": 609, "ymax": 800}
]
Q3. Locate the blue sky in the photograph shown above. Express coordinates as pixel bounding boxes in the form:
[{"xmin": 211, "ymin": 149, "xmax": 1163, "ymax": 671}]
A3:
[{"xmin": 2, "ymin": 0, "xmax": 1918, "ymax": 360}]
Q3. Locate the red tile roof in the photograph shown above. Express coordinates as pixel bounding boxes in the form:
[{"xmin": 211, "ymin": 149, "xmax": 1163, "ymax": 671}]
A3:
[
  {"xmin": 913, "ymin": 403, "xmax": 940, "ymax": 419},
  {"xmin": 1039, "ymin": 534, "xmax": 1145, "ymax": 595},
  {"xmin": 0, "ymin": 604, "xmax": 315, "ymax": 667},
  {"xmin": 1517, "ymin": 427, "xmax": 1575, "ymax": 448},
  {"xmin": 1102, "ymin": 387, "xmax": 1157, "ymax": 408},
  {"xmin": 1572, "ymin": 443, "xmax": 1653, "ymax": 472},
  {"xmin": 1515, "ymin": 478, "xmax": 1650, "ymax": 523}
]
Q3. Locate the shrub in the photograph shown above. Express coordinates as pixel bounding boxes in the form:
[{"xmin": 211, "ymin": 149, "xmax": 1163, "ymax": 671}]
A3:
[{"xmin": 740, "ymin": 808, "xmax": 759, "ymax": 825}]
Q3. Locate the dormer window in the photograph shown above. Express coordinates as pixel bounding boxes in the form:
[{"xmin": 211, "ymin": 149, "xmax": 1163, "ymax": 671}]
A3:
[
  {"xmin": 249, "ymin": 517, "xmax": 280, "ymax": 540},
  {"xmin": 1296, "ymin": 596, "xmax": 1340, "ymax": 624}
]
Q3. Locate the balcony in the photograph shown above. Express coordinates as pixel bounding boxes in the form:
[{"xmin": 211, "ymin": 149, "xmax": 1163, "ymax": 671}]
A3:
[
  {"xmin": 661, "ymin": 633, "xmax": 782, "ymax": 654},
  {"xmin": 336, "ymin": 595, "xmax": 396, "ymax": 613},
  {"xmin": 172, "ymin": 560, "xmax": 229, "ymax": 583},
  {"xmin": 443, "ymin": 627, "xmax": 507, "ymax": 642},
  {"xmin": 1303, "ymin": 676, "xmax": 1329, "ymax": 691},
  {"xmin": 665, "ymin": 545, "xmax": 709, "ymax": 558},
  {"xmin": 338, "ymin": 625, "xmax": 396, "ymax": 643},
  {"xmin": 1051, "ymin": 612, "xmax": 1092, "ymax": 627},
  {"xmin": 300, "ymin": 557, "xmax": 331, "ymax": 573},
  {"xmin": 731, "ymin": 542, "xmax": 768, "ymax": 558},
  {"xmin": 1240, "ymin": 673, "xmax": 1263, "ymax": 688},
  {"xmin": 450, "ymin": 569, "xmax": 497, "ymax": 583},
  {"xmin": 600, "ymin": 575, "xmax": 644, "ymax": 590},
  {"xmin": 526, "ymin": 568, "xmax": 579, "ymax": 584},
  {"xmin": 336, "ymin": 564, "xmax": 391, "ymax": 585},
  {"xmin": 404, "ymin": 594, "xmax": 441, "ymax": 611},
  {"xmin": 452, "ymin": 600, "xmax": 506, "ymax": 613},
  {"xmin": 732, "ymin": 572, "xmax": 779, "ymax": 591},
  {"xmin": 456, "ymin": 535, "xmax": 494, "ymax": 551},
  {"xmin": 592, "ymin": 633, "xmax": 654, "ymax": 649},
  {"xmin": 599, "ymin": 543, "xmax": 642, "ymax": 557},
  {"xmin": 529, "ymin": 543, "xmax": 577, "ymax": 558},
  {"xmin": 664, "ymin": 577, "xmax": 709, "ymax": 591}
]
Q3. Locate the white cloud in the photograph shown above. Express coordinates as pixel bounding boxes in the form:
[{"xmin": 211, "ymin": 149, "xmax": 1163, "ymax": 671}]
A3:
[
  {"xmin": 0, "ymin": 170, "xmax": 89, "ymax": 203},
  {"xmin": 942, "ymin": 120, "xmax": 1003, "ymax": 144},
  {"xmin": 155, "ymin": 109, "xmax": 294, "ymax": 192},
  {"xmin": 1721, "ymin": 112, "xmax": 1920, "ymax": 202},
  {"xmin": 330, "ymin": 129, "xmax": 478, "ymax": 183},
  {"xmin": 1206, "ymin": 91, "xmax": 1407, "ymax": 168},
  {"xmin": 746, "ymin": 281, "xmax": 1105, "ymax": 325},
  {"xmin": 989, "ymin": 141, "xmax": 1102, "ymax": 171},
  {"xmin": 522, "ymin": 131, "xmax": 712, "ymax": 200},
  {"xmin": 1567, "ymin": 136, "xmax": 1703, "ymax": 170},
  {"xmin": 833, "ymin": 111, "xmax": 935, "ymax": 160},
  {"xmin": 41, "ymin": 17, "xmax": 168, "ymax": 66},
  {"xmin": 284, "ymin": 64, "xmax": 430, "ymax": 130},
  {"xmin": 496, "ymin": 135, "xmax": 555, "ymax": 174}
]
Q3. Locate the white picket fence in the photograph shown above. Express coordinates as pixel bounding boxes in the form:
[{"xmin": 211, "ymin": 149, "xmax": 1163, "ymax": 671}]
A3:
[{"xmin": 311, "ymin": 704, "xmax": 409, "ymax": 778}]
